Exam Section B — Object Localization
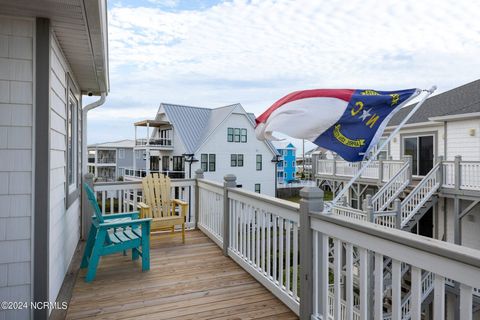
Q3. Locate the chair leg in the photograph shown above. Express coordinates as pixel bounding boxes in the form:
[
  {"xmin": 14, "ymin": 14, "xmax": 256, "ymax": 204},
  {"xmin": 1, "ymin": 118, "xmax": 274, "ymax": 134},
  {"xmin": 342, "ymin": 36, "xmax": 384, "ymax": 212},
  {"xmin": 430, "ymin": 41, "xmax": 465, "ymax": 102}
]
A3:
[
  {"xmin": 85, "ymin": 229, "xmax": 106, "ymax": 282},
  {"xmin": 141, "ymin": 222, "xmax": 151, "ymax": 272},
  {"xmin": 182, "ymin": 223, "xmax": 185, "ymax": 244},
  {"xmin": 81, "ymin": 224, "xmax": 97, "ymax": 269},
  {"xmin": 132, "ymin": 248, "xmax": 139, "ymax": 261}
]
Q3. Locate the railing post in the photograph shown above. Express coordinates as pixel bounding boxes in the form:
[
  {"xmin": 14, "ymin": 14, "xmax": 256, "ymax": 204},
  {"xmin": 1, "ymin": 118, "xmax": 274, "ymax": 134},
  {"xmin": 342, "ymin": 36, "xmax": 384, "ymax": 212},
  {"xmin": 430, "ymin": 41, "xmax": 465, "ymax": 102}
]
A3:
[
  {"xmin": 366, "ymin": 194, "xmax": 374, "ymax": 223},
  {"xmin": 404, "ymin": 155, "xmax": 413, "ymax": 183},
  {"xmin": 437, "ymin": 156, "xmax": 444, "ymax": 187},
  {"xmin": 194, "ymin": 169, "xmax": 204, "ymax": 229},
  {"xmin": 454, "ymin": 155, "xmax": 462, "ymax": 190},
  {"xmin": 299, "ymin": 187, "xmax": 324, "ymax": 320},
  {"xmin": 378, "ymin": 159, "xmax": 384, "ymax": 184},
  {"xmin": 223, "ymin": 174, "xmax": 237, "ymax": 256},
  {"xmin": 394, "ymin": 198, "xmax": 402, "ymax": 229},
  {"xmin": 81, "ymin": 173, "xmax": 94, "ymax": 240}
]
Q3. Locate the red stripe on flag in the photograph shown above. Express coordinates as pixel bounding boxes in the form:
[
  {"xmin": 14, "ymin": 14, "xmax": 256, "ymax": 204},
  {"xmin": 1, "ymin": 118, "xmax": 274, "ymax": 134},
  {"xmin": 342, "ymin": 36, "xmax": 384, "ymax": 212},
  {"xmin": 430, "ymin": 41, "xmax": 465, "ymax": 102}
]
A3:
[{"xmin": 255, "ymin": 89, "xmax": 355, "ymax": 125}]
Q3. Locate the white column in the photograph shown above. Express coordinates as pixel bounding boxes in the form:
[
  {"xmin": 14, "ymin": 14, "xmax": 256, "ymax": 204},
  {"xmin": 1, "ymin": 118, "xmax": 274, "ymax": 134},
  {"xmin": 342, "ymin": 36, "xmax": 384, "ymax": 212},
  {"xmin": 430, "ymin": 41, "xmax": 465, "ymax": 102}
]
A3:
[
  {"xmin": 146, "ymin": 148, "xmax": 150, "ymax": 175},
  {"xmin": 146, "ymin": 123, "xmax": 150, "ymax": 146}
]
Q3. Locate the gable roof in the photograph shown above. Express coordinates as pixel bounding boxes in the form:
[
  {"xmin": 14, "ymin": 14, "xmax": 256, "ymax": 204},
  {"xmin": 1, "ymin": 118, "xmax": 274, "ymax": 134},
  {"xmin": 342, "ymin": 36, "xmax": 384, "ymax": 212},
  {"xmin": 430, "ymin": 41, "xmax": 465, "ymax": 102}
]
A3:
[
  {"xmin": 157, "ymin": 103, "xmax": 277, "ymax": 155},
  {"xmin": 388, "ymin": 79, "xmax": 480, "ymax": 126}
]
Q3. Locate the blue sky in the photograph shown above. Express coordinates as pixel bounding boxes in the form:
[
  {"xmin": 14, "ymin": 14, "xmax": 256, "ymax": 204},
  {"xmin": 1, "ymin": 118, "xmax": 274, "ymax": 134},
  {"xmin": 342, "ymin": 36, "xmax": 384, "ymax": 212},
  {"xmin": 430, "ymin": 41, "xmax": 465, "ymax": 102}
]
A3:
[{"xmin": 87, "ymin": 0, "xmax": 480, "ymax": 153}]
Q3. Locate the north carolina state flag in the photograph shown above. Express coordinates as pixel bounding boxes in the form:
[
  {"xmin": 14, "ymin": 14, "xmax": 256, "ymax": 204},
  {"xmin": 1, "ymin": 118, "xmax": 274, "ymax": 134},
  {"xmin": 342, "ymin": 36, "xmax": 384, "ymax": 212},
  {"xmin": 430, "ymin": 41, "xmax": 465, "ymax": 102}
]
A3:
[{"xmin": 255, "ymin": 88, "xmax": 420, "ymax": 162}]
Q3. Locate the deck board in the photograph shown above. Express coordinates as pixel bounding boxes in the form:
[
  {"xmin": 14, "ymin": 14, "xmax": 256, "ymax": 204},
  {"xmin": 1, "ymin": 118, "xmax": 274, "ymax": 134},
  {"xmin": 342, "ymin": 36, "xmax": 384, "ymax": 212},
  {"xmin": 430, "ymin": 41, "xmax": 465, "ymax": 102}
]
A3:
[{"xmin": 66, "ymin": 230, "xmax": 298, "ymax": 320}]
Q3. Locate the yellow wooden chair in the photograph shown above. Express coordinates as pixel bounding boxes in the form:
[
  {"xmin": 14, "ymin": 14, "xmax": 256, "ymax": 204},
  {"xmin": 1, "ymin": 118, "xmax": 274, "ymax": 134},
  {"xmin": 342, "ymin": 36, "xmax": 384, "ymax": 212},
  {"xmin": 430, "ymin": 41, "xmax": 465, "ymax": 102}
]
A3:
[{"xmin": 138, "ymin": 173, "xmax": 188, "ymax": 243}]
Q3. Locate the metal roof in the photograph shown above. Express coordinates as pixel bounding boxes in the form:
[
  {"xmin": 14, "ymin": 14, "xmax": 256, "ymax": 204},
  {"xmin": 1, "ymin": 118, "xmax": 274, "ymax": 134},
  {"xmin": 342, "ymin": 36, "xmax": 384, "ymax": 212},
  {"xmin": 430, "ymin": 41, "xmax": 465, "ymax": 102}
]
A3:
[
  {"xmin": 0, "ymin": 0, "xmax": 109, "ymax": 95},
  {"xmin": 158, "ymin": 103, "xmax": 277, "ymax": 155},
  {"xmin": 88, "ymin": 139, "xmax": 135, "ymax": 148},
  {"xmin": 388, "ymin": 79, "xmax": 480, "ymax": 126},
  {"xmin": 134, "ymin": 120, "xmax": 171, "ymax": 127}
]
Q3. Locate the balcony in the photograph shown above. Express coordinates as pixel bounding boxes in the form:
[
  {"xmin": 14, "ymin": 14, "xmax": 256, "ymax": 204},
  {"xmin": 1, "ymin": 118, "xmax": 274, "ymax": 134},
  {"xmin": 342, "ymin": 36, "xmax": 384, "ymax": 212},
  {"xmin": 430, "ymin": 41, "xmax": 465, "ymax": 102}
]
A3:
[
  {"xmin": 96, "ymin": 157, "xmax": 116, "ymax": 164},
  {"xmin": 135, "ymin": 137, "xmax": 173, "ymax": 147},
  {"xmin": 134, "ymin": 119, "xmax": 174, "ymax": 150},
  {"xmin": 121, "ymin": 167, "xmax": 185, "ymax": 179},
  {"xmin": 68, "ymin": 175, "xmax": 480, "ymax": 319}
]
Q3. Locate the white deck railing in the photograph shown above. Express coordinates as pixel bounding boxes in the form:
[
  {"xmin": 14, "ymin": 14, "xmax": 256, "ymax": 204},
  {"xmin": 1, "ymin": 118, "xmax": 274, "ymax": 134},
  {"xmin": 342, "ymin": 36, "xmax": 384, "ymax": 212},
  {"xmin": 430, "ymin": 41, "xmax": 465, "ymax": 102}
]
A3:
[
  {"xmin": 441, "ymin": 160, "xmax": 480, "ymax": 191},
  {"xmin": 91, "ymin": 179, "xmax": 196, "ymax": 227},
  {"xmin": 317, "ymin": 159, "xmax": 405, "ymax": 182},
  {"xmin": 311, "ymin": 214, "xmax": 480, "ymax": 320},
  {"xmin": 371, "ymin": 162, "xmax": 410, "ymax": 212},
  {"xmin": 88, "ymin": 175, "xmax": 480, "ymax": 319}
]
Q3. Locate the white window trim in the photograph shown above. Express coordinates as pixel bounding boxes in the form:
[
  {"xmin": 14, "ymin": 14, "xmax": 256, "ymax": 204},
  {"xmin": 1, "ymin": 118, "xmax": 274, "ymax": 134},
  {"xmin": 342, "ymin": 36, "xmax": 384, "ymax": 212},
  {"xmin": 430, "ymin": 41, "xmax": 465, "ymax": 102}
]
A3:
[{"xmin": 67, "ymin": 93, "xmax": 78, "ymax": 194}]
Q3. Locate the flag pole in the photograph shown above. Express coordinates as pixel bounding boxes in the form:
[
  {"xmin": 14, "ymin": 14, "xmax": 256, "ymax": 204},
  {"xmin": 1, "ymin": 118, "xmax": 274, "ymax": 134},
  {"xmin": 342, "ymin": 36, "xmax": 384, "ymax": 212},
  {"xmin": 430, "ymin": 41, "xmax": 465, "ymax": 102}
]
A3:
[{"xmin": 325, "ymin": 85, "xmax": 437, "ymax": 212}]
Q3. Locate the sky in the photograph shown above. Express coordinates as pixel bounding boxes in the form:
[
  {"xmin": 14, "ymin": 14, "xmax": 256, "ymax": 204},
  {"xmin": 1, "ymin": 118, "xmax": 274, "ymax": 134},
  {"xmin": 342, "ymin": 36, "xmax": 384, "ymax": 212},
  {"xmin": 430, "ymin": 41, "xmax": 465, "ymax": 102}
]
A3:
[{"xmin": 87, "ymin": 0, "xmax": 480, "ymax": 153}]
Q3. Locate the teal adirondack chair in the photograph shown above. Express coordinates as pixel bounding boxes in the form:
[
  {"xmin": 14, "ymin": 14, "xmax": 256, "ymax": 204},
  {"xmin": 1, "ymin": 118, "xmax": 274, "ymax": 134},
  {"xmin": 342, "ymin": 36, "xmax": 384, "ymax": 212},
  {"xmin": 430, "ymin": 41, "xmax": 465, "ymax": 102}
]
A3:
[{"xmin": 81, "ymin": 183, "xmax": 152, "ymax": 282}]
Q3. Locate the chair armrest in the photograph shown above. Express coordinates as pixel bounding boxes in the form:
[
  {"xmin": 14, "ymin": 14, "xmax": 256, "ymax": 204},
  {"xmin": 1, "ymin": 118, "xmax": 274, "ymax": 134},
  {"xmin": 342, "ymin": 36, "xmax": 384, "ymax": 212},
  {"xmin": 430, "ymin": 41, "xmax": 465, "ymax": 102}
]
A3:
[
  {"xmin": 102, "ymin": 212, "xmax": 139, "ymax": 220},
  {"xmin": 99, "ymin": 218, "xmax": 152, "ymax": 229},
  {"xmin": 138, "ymin": 202, "xmax": 151, "ymax": 218},
  {"xmin": 172, "ymin": 199, "xmax": 188, "ymax": 207}
]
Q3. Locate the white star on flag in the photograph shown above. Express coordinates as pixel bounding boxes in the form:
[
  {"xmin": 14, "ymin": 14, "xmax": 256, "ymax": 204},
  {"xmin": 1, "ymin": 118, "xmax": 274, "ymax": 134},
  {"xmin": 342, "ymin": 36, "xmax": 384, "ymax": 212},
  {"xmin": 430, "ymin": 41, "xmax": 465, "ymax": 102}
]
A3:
[{"xmin": 359, "ymin": 108, "xmax": 372, "ymax": 121}]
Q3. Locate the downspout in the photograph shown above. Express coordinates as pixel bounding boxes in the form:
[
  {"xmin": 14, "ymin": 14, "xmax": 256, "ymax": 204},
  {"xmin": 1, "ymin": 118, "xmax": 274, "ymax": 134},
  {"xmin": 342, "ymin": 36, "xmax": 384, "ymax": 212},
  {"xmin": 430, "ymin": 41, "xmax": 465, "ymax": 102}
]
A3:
[
  {"xmin": 82, "ymin": 92, "xmax": 106, "ymax": 175},
  {"xmin": 81, "ymin": 92, "xmax": 106, "ymax": 240}
]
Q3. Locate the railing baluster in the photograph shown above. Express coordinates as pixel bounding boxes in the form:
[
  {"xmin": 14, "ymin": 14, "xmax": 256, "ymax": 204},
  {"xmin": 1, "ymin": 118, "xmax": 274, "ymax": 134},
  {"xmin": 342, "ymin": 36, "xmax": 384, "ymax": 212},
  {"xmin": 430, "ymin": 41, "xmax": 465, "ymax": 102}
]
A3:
[
  {"xmin": 374, "ymin": 252, "xmax": 383, "ymax": 320},
  {"xmin": 285, "ymin": 220, "xmax": 291, "ymax": 292},
  {"xmin": 101, "ymin": 191, "xmax": 106, "ymax": 214},
  {"xmin": 267, "ymin": 212, "xmax": 271, "ymax": 277},
  {"xmin": 392, "ymin": 259, "xmax": 402, "ymax": 320},
  {"xmin": 434, "ymin": 274, "xmax": 445, "ymax": 319},
  {"xmin": 278, "ymin": 218, "xmax": 284, "ymax": 287},
  {"xmin": 460, "ymin": 283, "xmax": 473, "ymax": 320},
  {"xmin": 273, "ymin": 216, "xmax": 277, "ymax": 282},
  {"xmin": 333, "ymin": 238, "xmax": 342, "ymax": 320},
  {"xmin": 359, "ymin": 247, "xmax": 368, "ymax": 320},
  {"xmin": 293, "ymin": 222, "xmax": 298, "ymax": 298},
  {"xmin": 410, "ymin": 266, "xmax": 422, "ymax": 319},
  {"xmin": 346, "ymin": 243, "xmax": 354, "ymax": 320},
  {"xmin": 256, "ymin": 209, "xmax": 261, "ymax": 268}
]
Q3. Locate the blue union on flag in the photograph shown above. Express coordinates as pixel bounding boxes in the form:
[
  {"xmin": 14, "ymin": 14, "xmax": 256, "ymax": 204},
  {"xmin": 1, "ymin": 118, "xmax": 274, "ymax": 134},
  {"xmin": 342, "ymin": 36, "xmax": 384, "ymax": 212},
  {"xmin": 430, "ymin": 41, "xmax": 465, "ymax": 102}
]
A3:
[{"xmin": 255, "ymin": 88, "xmax": 421, "ymax": 162}]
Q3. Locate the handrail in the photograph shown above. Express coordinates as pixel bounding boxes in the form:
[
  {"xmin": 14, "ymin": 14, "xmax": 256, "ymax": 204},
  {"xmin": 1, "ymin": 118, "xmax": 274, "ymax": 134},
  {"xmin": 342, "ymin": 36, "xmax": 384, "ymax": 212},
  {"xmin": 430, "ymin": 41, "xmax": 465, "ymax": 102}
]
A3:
[
  {"xmin": 400, "ymin": 162, "xmax": 441, "ymax": 227},
  {"xmin": 371, "ymin": 161, "xmax": 410, "ymax": 212}
]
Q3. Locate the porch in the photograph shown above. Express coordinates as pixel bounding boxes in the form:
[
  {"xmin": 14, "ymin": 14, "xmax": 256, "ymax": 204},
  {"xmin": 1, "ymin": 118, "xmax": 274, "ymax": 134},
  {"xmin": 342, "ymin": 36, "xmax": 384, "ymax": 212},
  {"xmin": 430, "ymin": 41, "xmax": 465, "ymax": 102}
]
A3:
[
  {"xmin": 66, "ymin": 173, "xmax": 480, "ymax": 320},
  {"xmin": 66, "ymin": 230, "xmax": 297, "ymax": 319}
]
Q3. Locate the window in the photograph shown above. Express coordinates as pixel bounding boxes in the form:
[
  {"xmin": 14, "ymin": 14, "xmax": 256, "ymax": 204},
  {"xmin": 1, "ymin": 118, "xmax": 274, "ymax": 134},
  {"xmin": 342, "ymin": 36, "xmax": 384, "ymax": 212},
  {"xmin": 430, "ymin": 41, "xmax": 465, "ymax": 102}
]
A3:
[
  {"xmin": 209, "ymin": 154, "xmax": 216, "ymax": 172},
  {"xmin": 292, "ymin": 161, "xmax": 295, "ymax": 167},
  {"xmin": 172, "ymin": 156, "xmax": 185, "ymax": 172},
  {"xmin": 201, "ymin": 154, "xmax": 208, "ymax": 171},
  {"xmin": 67, "ymin": 94, "xmax": 78, "ymax": 192},
  {"xmin": 255, "ymin": 184, "xmax": 261, "ymax": 193},
  {"xmin": 240, "ymin": 129, "xmax": 247, "ymax": 142},
  {"xmin": 118, "ymin": 149, "xmax": 125, "ymax": 159},
  {"xmin": 234, "ymin": 128, "xmax": 240, "ymax": 142},
  {"xmin": 237, "ymin": 154, "xmax": 244, "ymax": 166},
  {"xmin": 256, "ymin": 154, "xmax": 262, "ymax": 170},
  {"xmin": 227, "ymin": 127, "xmax": 247, "ymax": 143},
  {"xmin": 231, "ymin": 154, "xmax": 244, "ymax": 167},
  {"xmin": 201, "ymin": 154, "xmax": 216, "ymax": 172}
]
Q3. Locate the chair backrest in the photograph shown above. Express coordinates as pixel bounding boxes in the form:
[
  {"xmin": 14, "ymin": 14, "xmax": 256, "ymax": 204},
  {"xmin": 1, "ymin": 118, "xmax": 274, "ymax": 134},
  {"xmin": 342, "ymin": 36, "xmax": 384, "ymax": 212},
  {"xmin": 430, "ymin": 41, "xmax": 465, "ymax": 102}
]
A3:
[
  {"xmin": 141, "ymin": 173, "xmax": 172, "ymax": 218},
  {"xmin": 84, "ymin": 183, "xmax": 104, "ymax": 223}
]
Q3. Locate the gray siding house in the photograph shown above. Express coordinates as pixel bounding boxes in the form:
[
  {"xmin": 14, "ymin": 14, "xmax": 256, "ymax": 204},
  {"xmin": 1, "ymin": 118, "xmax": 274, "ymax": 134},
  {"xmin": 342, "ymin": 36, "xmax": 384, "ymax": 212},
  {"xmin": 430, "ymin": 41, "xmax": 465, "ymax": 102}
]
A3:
[
  {"xmin": 0, "ymin": 1, "xmax": 109, "ymax": 319},
  {"xmin": 88, "ymin": 139, "xmax": 135, "ymax": 181}
]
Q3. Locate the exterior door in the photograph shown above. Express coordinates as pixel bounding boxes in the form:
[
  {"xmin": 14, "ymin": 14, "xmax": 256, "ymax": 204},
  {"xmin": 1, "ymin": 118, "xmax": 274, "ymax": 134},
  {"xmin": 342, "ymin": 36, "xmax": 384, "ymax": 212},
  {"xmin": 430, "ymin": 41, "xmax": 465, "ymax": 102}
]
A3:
[{"xmin": 403, "ymin": 135, "xmax": 434, "ymax": 176}]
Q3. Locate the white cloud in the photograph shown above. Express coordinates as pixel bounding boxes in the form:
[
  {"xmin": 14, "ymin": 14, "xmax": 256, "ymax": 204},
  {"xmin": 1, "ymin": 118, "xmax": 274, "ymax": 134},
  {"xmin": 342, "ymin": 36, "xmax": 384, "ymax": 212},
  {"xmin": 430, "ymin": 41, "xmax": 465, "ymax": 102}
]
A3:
[{"xmin": 89, "ymin": 0, "xmax": 480, "ymax": 143}]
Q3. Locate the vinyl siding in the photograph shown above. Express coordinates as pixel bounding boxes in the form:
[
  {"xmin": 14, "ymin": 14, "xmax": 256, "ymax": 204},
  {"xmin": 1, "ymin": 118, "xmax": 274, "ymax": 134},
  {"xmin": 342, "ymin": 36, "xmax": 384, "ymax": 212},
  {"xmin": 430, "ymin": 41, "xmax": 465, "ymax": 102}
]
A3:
[
  {"xmin": 48, "ymin": 34, "xmax": 82, "ymax": 303},
  {"xmin": 446, "ymin": 119, "xmax": 480, "ymax": 161},
  {"xmin": 0, "ymin": 16, "xmax": 34, "ymax": 320}
]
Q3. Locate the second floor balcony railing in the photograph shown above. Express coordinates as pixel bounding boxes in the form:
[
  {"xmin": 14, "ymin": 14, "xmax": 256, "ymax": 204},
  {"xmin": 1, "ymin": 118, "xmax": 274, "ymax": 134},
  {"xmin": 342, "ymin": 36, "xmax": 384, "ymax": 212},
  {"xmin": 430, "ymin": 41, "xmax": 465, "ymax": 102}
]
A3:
[
  {"xmin": 121, "ymin": 167, "xmax": 185, "ymax": 179},
  {"xmin": 84, "ymin": 173, "xmax": 480, "ymax": 319},
  {"xmin": 135, "ymin": 138, "xmax": 173, "ymax": 147},
  {"xmin": 96, "ymin": 157, "xmax": 116, "ymax": 164}
]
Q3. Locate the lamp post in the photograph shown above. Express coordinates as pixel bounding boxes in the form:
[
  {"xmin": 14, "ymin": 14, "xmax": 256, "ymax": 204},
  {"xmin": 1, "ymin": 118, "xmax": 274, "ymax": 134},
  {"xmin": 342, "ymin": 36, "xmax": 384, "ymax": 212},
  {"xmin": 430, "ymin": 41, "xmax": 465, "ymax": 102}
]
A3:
[
  {"xmin": 271, "ymin": 154, "xmax": 282, "ymax": 197},
  {"xmin": 183, "ymin": 154, "xmax": 198, "ymax": 223}
]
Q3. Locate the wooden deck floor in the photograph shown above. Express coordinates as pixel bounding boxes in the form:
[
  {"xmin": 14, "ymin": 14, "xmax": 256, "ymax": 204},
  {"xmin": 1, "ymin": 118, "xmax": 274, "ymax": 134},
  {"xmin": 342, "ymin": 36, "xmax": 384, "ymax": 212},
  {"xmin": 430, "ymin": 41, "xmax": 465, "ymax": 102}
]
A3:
[{"xmin": 66, "ymin": 230, "xmax": 298, "ymax": 320}]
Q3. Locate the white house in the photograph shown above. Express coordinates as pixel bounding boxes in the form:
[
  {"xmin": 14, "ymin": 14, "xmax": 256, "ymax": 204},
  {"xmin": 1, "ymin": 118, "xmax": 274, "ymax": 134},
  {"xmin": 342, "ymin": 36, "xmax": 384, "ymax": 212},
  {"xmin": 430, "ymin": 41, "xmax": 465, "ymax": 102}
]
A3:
[
  {"xmin": 87, "ymin": 139, "xmax": 135, "ymax": 182},
  {"xmin": 0, "ymin": 1, "xmax": 109, "ymax": 319},
  {"xmin": 124, "ymin": 103, "xmax": 278, "ymax": 196}
]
